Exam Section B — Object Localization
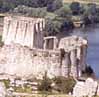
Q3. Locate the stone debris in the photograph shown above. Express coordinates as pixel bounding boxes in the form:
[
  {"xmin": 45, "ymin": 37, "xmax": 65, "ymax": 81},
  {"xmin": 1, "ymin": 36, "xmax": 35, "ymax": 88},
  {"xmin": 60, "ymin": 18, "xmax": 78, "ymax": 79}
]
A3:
[
  {"xmin": 73, "ymin": 81, "xmax": 85, "ymax": 97},
  {"xmin": 85, "ymin": 78, "xmax": 98, "ymax": 97},
  {"xmin": 73, "ymin": 78, "xmax": 98, "ymax": 97}
]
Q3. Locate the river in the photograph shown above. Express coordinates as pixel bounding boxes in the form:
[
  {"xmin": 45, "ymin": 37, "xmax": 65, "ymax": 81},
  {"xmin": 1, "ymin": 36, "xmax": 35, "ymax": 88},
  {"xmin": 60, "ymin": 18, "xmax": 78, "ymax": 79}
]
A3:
[{"xmin": 71, "ymin": 26, "xmax": 99, "ymax": 77}]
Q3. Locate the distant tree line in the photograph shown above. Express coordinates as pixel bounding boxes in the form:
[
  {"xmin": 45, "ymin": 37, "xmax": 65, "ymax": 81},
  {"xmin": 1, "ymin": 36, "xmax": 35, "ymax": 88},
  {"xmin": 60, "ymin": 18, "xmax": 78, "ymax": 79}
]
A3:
[
  {"xmin": 0, "ymin": 0, "xmax": 63, "ymax": 12},
  {"xmin": 1, "ymin": 0, "xmax": 99, "ymax": 35}
]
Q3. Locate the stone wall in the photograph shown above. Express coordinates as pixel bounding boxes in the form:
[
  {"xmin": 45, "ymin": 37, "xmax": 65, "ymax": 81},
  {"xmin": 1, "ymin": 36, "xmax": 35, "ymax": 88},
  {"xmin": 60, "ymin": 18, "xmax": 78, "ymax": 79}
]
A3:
[
  {"xmin": 0, "ymin": 43, "xmax": 61, "ymax": 79},
  {"xmin": 43, "ymin": 36, "xmax": 88, "ymax": 78},
  {"xmin": 0, "ymin": 36, "xmax": 87, "ymax": 79}
]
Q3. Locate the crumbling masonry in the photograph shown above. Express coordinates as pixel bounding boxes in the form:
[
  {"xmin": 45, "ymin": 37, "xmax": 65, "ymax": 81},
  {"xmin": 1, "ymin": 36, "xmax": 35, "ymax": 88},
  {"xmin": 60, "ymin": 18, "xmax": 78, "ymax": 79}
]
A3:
[{"xmin": 0, "ymin": 16, "xmax": 88, "ymax": 79}]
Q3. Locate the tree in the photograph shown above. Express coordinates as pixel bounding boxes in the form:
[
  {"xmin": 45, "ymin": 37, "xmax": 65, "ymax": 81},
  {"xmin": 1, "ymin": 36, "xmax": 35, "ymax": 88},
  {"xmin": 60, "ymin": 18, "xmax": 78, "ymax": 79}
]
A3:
[
  {"xmin": 83, "ymin": 3, "xmax": 97, "ymax": 24},
  {"xmin": 12, "ymin": 5, "xmax": 47, "ymax": 18},
  {"xmin": 0, "ymin": 0, "xmax": 3, "ymax": 12},
  {"xmin": 47, "ymin": 0, "xmax": 63, "ymax": 12},
  {"xmin": 87, "ymin": 3, "xmax": 97, "ymax": 15},
  {"xmin": 0, "ymin": 0, "xmax": 18, "ymax": 12},
  {"xmin": 70, "ymin": 2, "xmax": 81, "ymax": 15},
  {"xmin": 0, "ymin": 0, "xmax": 62, "ymax": 12},
  {"xmin": 45, "ymin": 18, "xmax": 62, "ymax": 35},
  {"xmin": 45, "ymin": 15, "xmax": 74, "ymax": 36}
]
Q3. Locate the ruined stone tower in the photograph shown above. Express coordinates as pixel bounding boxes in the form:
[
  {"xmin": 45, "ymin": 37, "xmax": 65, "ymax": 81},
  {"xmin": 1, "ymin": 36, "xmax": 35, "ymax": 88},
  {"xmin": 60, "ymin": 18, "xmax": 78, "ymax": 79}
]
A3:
[{"xmin": 2, "ymin": 16, "xmax": 45, "ymax": 49}]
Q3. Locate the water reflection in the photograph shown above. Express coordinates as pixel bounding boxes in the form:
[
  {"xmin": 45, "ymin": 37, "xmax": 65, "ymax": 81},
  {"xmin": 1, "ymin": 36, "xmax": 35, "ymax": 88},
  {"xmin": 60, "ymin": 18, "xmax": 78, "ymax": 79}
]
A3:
[{"xmin": 71, "ymin": 26, "xmax": 99, "ymax": 77}]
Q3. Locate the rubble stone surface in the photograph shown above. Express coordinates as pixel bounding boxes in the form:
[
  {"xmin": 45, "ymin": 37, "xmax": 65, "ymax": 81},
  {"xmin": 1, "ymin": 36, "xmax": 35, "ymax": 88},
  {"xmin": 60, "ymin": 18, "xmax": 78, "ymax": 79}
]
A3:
[{"xmin": 73, "ymin": 78, "xmax": 98, "ymax": 97}]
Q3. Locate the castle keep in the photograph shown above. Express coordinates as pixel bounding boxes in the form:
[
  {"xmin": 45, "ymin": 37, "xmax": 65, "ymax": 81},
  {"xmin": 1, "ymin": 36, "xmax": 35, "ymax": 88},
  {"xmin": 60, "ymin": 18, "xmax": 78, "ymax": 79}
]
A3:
[{"xmin": 0, "ymin": 16, "xmax": 87, "ymax": 79}]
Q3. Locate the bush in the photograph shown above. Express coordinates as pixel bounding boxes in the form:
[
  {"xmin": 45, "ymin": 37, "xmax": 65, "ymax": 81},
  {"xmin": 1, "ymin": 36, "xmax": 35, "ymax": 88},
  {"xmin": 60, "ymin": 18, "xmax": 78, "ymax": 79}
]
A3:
[
  {"xmin": 0, "ymin": 0, "xmax": 63, "ymax": 12},
  {"xmin": 38, "ymin": 72, "xmax": 52, "ymax": 92},
  {"xmin": 70, "ymin": 2, "xmax": 81, "ymax": 15},
  {"xmin": 83, "ymin": 3, "xmax": 97, "ymax": 24},
  {"xmin": 45, "ymin": 17, "xmax": 63, "ymax": 35},
  {"xmin": 52, "ymin": 76, "xmax": 76, "ymax": 94},
  {"xmin": 69, "ymin": 2, "xmax": 85, "ymax": 15},
  {"xmin": 45, "ymin": 15, "xmax": 74, "ymax": 36},
  {"xmin": 47, "ymin": 0, "xmax": 63, "ymax": 12},
  {"xmin": 12, "ymin": 5, "xmax": 47, "ymax": 18},
  {"xmin": 55, "ymin": 6, "xmax": 72, "ymax": 18}
]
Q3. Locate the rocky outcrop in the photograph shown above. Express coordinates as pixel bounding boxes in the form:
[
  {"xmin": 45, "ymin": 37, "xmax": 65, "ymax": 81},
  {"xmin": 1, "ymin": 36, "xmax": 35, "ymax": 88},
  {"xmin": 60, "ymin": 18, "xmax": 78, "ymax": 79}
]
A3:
[{"xmin": 73, "ymin": 78, "xmax": 98, "ymax": 97}]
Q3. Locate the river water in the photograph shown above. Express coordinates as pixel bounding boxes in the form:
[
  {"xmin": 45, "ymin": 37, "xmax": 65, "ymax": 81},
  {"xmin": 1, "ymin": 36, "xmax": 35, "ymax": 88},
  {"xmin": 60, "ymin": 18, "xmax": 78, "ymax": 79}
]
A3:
[{"xmin": 71, "ymin": 26, "xmax": 99, "ymax": 77}]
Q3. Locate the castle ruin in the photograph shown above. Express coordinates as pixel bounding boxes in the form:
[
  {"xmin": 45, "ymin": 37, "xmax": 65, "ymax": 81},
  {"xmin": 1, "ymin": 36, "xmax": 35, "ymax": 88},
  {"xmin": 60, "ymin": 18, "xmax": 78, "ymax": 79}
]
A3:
[
  {"xmin": 2, "ymin": 16, "xmax": 45, "ymax": 49},
  {"xmin": 0, "ymin": 15, "xmax": 88, "ymax": 79}
]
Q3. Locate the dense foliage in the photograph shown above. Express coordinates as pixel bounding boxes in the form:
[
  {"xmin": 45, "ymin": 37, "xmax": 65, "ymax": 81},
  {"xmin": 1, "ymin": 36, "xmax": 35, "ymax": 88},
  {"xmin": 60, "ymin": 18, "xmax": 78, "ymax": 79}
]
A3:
[
  {"xmin": 0, "ymin": 0, "xmax": 62, "ymax": 12},
  {"xmin": 38, "ymin": 73, "xmax": 76, "ymax": 94},
  {"xmin": 52, "ymin": 76, "xmax": 76, "ymax": 93},
  {"xmin": 69, "ymin": 2, "xmax": 84, "ymax": 15},
  {"xmin": 45, "ymin": 17, "xmax": 74, "ymax": 36},
  {"xmin": 12, "ymin": 5, "xmax": 47, "ymax": 18},
  {"xmin": 38, "ymin": 72, "xmax": 52, "ymax": 92},
  {"xmin": 0, "ymin": 0, "xmax": 99, "ymax": 35}
]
